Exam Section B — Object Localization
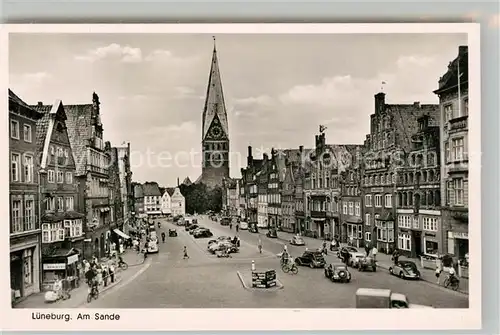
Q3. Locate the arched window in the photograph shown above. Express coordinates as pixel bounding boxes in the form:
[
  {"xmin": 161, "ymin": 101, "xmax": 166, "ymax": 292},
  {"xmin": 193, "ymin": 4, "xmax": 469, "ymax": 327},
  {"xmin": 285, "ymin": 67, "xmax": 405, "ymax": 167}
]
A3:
[
  {"xmin": 403, "ymin": 174, "xmax": 408, "ymax": 184},
  {"xmin": 409, "ymin": 172, "xmax": 414, "ymax": 184},
  {"xmin": 402, "ymin": 193, "xmax": 407, "ymax": 207},
  {"xmin": 415, "ymin": 172, "xmax": 421, "ymax": 184},
  {"xmin": 429, "ymin": 170, "xmax": 435, "ymax": 182},
  {"xmin": 427, "ymin": 153, "xmax": 434, "ymax": 166},
  {"xmin": 434, "ymin": 190, "xmax": 441, "ymax": 206},
  {"xmin": 375, "ymin": 175, "xmax": 379, "ymax": 185},
  {"xmin": 381, "ymin": 175, "xmax": 385, "ymax": 184},
  {"xmin": 369, "ymin": 176, "xmax": 373, "ymax": 185},
  {"xmin": 422, "ymin": 171, "xmax": 427, "ymax": 183},
  {"xmin": 428, "ymin": 191, "xmax": 434, "ymax": 206},
  {"xmin": 398, "ymin": 192, "xmax": 403, "ymax": 207},
  {"xmin": 408, "ymin": 191, "xmax": 413, "ymax": 206},
  {"xmin": 415, "ymin": 193, "xmax": 421, "ymax": 207}
]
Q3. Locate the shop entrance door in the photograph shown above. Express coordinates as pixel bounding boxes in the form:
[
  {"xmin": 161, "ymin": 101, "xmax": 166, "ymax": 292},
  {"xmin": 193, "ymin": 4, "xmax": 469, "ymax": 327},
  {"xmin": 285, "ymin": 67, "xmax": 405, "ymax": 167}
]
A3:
[
  {"xmin": 413, "ymin": 232, "xmax": 422, "ymax": 257},
  {"xmin": 10, "ymin": 253, "xmax": 23, "ymax": 298},
  {"xmin": 456, "ymin": 238, "xmax": 469, "ymax": 258}
]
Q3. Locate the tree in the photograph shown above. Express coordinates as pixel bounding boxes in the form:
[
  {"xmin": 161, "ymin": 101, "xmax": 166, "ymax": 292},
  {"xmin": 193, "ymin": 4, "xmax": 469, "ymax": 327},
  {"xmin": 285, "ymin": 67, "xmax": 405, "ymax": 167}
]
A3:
[{"xmin": 179, "ymin": 182, "xmax": 222, "ymax": 214}]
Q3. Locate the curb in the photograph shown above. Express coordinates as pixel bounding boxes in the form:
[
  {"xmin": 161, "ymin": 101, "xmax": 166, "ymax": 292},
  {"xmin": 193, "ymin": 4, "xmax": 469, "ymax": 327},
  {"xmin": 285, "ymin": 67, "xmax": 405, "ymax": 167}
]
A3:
[
  {"xmin": 236, "ymin": 271, "xmax": 284, "ymax": 291},
  {"xmin": 376, "ymin": 262, "xmax": 469, "ymax": 296}
]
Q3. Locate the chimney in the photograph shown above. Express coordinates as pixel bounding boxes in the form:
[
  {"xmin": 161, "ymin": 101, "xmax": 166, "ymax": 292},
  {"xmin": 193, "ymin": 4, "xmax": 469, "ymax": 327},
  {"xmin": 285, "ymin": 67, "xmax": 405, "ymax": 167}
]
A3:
[
  {"xmin": 247, "ymin": 146, "xmax": 253, "ymax": 167},
  {"xmin": 177, "ymin": 177, "xmax": 180, "ymax": 186},
  {"xmin": 37, "ymin": 101, "xmax": 43, "ymax": 107},
  {"xmin": 263, "ymin": 153, "xmax": 268, "ymax": 161},
  {"xmin": 299, "ymin": 145, "xmax": 304, "ymax": 153},
  {"xmin": 414, "ymin": 101, "xmax": 420, "ymax": 108},
  {"xmin": 375, "ymin": 92, "xmax": 385, "ymax": 114}
]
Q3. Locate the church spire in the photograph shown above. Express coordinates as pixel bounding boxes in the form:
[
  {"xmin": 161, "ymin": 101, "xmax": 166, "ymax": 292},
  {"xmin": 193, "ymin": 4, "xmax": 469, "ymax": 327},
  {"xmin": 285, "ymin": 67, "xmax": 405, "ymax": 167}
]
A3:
[{"xmin": 201, "ymin": 37, "xmax": 228, "ymax": 140}]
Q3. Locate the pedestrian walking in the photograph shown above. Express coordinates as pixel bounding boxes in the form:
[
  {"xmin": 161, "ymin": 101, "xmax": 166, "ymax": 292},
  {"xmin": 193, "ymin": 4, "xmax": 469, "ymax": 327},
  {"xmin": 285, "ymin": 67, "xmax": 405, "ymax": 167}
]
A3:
[
  {"xmin": 435, "ymin": 264, "xmax": 442, "ymax": 284},
  {"xmin": 236, "ymin": 224, "xmax": 239, "ymax": 233},
  {"xmin": 229, "ymin": 223, "xmax": 233, "ymax": 230},
  {"xmin": 258, "ymin": 237, "xmax": 262, "ymax": 254},
  {"xmin": 183, "ymin": 246, "xmax": 190, "ymax": 259},
  {"xmin": 364, "ymin": 244, "xmax": 371, "ymax": 257},
  {"xmin": 392, "ymin": 249, "xmax": 400, "ymax": 264},
  {"xmin": 109, "ymin": 263, "xmax": 115, "ymax": 283},
  {"xmin": 371, "ymin": 246, "xmax": 378, "ymax": 261},
  {"xmin": 102, "ymin": 266, "xmax": 108, "ymax": 287}
]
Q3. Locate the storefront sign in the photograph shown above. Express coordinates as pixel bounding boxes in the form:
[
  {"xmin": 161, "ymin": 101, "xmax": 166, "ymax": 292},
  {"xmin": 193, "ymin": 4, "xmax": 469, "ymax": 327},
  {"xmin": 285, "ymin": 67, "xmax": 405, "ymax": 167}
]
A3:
[
  {"xmin": 451, "ymin": 231, "xmax": 468, "ymax": 240},
  {"xmin": 67, "ymin": 254, "xmax": 79, "ymax": 265},
  {"xmin": 43, "ymin": 263, "xmax": 66, "ymax": 270},
  {"xmin": 371, "ymin": 187, "xmax": 384, "ymax": 193}
]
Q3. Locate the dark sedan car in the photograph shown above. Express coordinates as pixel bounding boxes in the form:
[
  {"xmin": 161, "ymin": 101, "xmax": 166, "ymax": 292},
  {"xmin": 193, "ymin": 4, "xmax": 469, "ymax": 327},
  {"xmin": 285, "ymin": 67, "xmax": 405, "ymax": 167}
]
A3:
[
  {"xmin": 266, "ymin": 229, "xmax": 278, "ymax": 238},
  {"xmin": 193, "ymin": 228, "xmax": 213, "ymax": 238},
  {"xmin": 295, "ymin": 251, "xmax": 326, "ymax": 268}
]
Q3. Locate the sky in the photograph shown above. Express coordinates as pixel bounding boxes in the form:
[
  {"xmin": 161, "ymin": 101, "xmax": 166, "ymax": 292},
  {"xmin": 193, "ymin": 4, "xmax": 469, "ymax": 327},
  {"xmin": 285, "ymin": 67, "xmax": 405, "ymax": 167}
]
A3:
[{"xmin": 9, "ymin": 33, "xmax": 468, "ymax": 187}]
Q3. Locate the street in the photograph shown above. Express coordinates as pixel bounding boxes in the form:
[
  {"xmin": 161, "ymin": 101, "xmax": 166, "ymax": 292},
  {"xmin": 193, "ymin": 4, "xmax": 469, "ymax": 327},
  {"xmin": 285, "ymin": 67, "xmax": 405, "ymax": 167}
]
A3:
[{"xmin": 84, "ymin": 215, "xmax": 468, "ymax": 308}]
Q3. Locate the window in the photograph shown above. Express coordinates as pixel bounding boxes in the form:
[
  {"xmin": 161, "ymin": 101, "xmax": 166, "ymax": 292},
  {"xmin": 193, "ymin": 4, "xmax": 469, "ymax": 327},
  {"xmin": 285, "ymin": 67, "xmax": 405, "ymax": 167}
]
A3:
[
  {"xmin": 357, "ymin": 225, "xmax": 363, "ymax": 239},
  {"xmin": 365, "ymin": 232, "xmax": 372, "ymax": 241},
  {"xmin": 451, "ymin": 137, "xmax": 464, "ymax": 161},
  {"xmin": 343, "ymin": 202, "xmax": 348, "ymax": 215},
  {"xmin": 422, "ymin": 217, "xmax": 438, "ymax": 231},
  {"xmin": 65, "ymin": 172, "xmax": 73, "ymax": 184},
  {"xmin": 381, "ymin": 175, "xmax": 385, "ymax": 184},
  {"xmin": 374, "ymin": 194, "xmax": 382, "ymax": 207},
  {"xmin": 64, "ymin": 148, "xmax": 69, "ymax": 158},
  {"xmin": 57, "ymin": 197, "xmax": 64, "ymax": 212},
  {"xmin": 398, "ymin": 215, "xmax": 411, "ymax": 228},
  {"xmin": 384, "ymin": 194, "xmax": 392, "ymax": 208},
  {"xmin": 24, "ymin": 155, "xmax": 34, "ymax": 183},
  {"xmin": 453, "ymin": 178, "xmax": 464, "ymax": 205},
  {"xmin": 355, "ymin": 202, "xmax": 360, "ymax": 216},
  {"xmin": 365, "ymin": 195, "xmax": 372, "ymax": 207},
  {"xmin": 348, "ymin": 202, "xmax": 354, "ymax": 215},
  {"xmin": 57, "ymin": 171, "xmax": 64, "ymax": 183},
  {"xmin": 48, "ymin": 170, "xmax": 55, "ymax": 183},
  {"xmin": 11, "ymin": 153, "xmax": 21, "ymax": 182},
  {"xmin": 24, "ymin": 199, "xmax": 34, "ymax": 231},
  {"xmin": 10, "ymin": 120, "xmax": 20, "ymax": 139},
  {"xmin": 65, "ymin": 197, "xmax": 74, "ymax": 211},
  {"xmin": 425, "ymin": 239, "xmax": 439, "ymax": 255},
  {"xmin": 23, "ymin": 248, "xmax": 33, "ymax": 286},
  {"xmin": 365, "ymin": 213, "xmax": 371, "ymax": 226},
  {"xmin": 11, "ymin": 199, "xmax": 22, "ymax": 233},
  {"xmin": 463, "ymin": 98, "xmax": 468, "ymax": 116},
  {"xmin": 444, "ymin": 104, "xmax": 453, "ymax": 122},
  {"xmin": 46, "ymin": 197, "xmax": 55, "ymax": 211},
  {"xmin": 22, "ymin": 124, "xmax": 33, "ymax": 143},
  {"xmin": 398, "ymin": 233, "xmax": 411, "ymax": 251}
]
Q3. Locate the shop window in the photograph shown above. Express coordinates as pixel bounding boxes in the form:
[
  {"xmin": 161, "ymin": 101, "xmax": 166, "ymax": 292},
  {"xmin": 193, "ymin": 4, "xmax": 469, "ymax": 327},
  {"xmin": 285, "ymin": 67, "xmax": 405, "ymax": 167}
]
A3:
[
  {"xmin": 23, "ymin": 248, "xmax": 33, "ymax": 287},
  {"xmin": 424, "ymin": 239, "xmax": 439, "ymax": 255},
  {"xmin": 398, "ymin": 233, "xmax": 411, "ymax": 251},
  {"xmin": 422, "ymin": 217, "xmax": 438, "ymax": 231}
]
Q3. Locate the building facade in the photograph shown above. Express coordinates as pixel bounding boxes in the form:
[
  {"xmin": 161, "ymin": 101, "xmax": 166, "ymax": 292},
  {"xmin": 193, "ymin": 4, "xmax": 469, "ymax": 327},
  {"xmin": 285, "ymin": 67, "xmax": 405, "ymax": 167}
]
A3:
[
  {"xmin": 133, "ymin": 183, "xmax": 145, "ymax": 218},
  {"xmin": 197, "ymin": 42, "xmax": 230, "ymax": 188},
  {"xmin": 241, "ymin": 146, "xmax": 261, "ymax": 228},
  {"xmin": 9, "ymin": 90, "xmax": 43, "ymax": 302},
  {"xmin": 395, "ymin": 113, "xmax": 442, "ymax": 258},
  {"xmin": 281, "ymin": 159, "xmax": 296, "ymax": 233},
  {"xmin": 434, "ymin": 46, "xmax": 469, "ymax": 260},
  {"xmin": 31, "ymin": 100, "xmax": 85, "ymax": 290},
  {"xmin": 161, "ymin": 187, "xmax": 186, "ymax": 217},
  {"xmin": 106, "ymin": 143, "xmax": 125, "ymax": 251},
  {"xmin": 362, "ymin": 92, "xmax": 438, "ymax": 254},
  {"xmin": 257, "ymin": 154, "xmax": 269, "ymax": 228},
  {"xmin": 116, "ymin": 143, "xmax": 134, "ymax": 233},
  {"xmin": 267, "ymin": 150, "xmax": 282, "ymax": 229},
  {"xmin": 340, "ymin": 167, "xmax": 364, "ymax": 247},
  {"xmin": 65, "ymin": 93, "xmax": 112, "ymax": 259},
  {"xmin": 143, "ymin": 182, "xmax": 162, "ymax": 217}
]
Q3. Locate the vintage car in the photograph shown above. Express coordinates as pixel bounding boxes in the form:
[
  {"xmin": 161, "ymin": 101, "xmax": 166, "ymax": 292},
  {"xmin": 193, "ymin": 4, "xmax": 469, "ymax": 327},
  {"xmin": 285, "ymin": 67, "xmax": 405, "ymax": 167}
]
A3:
[
  {"xmin": 324, "ymin": 263, "xmax": 351, "ymax": 283},
  {"xmin": 239, "ymin": 221, "xmax": 248, "ymax": 230},
  {"xmin": 207, "ymin": 236, "xmax": 232, "ymax": 249},
  {"xmin": 266, "ymin": 229, "xmax": 278, "ymax": 238},
  {"xmin": 295, "ymin": 250, "xmax": 326, "ymax": 268},
  {"xmin": 389, "ymin": 260, "xmax": 421, "ymax": 280},
  {"xmin": 168, "ymin": 229, "xmax": 177, "ymax": 237},
  {"xmin": 208, "ymin": 240, "xmax": 239, "ymax": 254},
  {"xmin": 290, "ymin": 235, "xmax": 305, "ymax": 246},
  {"xmin": 357, "ymin": 256, "xmax": 377, "ymax": 272},
  {"xmin": 186, "ymin": 224, "xmax": 199, "ymax": 233},
  {"xmin": 348, "ymin": 252, "xmax": 367, "ymax": 268},
  {"xmin": 336, "ymin": 246, "xmax": 360, "ymax": 259},
  {"xmin": 193, "ymin": 228, "xmax": 213, "ymax": 238}
]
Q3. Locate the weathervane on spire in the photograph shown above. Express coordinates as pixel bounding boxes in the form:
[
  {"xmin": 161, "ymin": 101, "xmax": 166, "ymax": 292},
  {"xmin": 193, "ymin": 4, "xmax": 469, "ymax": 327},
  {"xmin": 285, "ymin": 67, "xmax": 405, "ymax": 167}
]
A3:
[
  {"xmin": 212, "ymin": 36, "xmax": 216, "ymax": 50},
  {"xmin": 381, "ymin": 81, "xmax": 387, "ymax": 92}
]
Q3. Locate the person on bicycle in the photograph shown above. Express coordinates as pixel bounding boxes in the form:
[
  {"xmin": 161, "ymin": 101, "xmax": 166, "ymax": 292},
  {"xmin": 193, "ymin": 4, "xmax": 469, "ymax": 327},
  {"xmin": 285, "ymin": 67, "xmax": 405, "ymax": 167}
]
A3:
[{"xmin": 280, "ymin": 246, "xmax": 289, "ymax": 266}]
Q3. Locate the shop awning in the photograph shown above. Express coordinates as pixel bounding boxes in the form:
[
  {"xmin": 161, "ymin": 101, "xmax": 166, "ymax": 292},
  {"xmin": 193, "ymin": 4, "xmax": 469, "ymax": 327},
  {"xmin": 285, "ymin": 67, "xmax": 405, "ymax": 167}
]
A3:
[
  {"xmin": 113, "ymin": 229, "xmax": 131, "ymax": 239},
  {"xmin": 41, "ymin": 213, "xmax": 65, "ymax": 223},
  {"xmin": 346, "ymin": 217, "xmax": 363, "ymax": 224}
]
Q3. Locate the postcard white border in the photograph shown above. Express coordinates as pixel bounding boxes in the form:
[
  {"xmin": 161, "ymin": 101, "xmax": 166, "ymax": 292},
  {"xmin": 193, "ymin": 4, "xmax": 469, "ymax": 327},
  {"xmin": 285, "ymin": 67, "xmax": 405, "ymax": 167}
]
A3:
[{"xmin": 0, "ymin": 23, "xmax": 481, "ymax": 331}]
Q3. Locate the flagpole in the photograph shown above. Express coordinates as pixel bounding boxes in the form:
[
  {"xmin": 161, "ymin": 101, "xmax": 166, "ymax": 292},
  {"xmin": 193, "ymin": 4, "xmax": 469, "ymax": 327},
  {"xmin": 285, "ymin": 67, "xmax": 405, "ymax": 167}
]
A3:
[{"xmin": 457, "ymin": 58, "xmax": 461, "ymax": 117}]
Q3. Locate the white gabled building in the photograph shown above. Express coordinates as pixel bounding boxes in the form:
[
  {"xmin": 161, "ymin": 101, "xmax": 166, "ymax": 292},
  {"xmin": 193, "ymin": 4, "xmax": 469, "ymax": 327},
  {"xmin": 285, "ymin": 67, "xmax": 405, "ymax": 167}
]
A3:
[{"xmin": 161, "ymin": 187, "xmax": 185, "ymax": 217}]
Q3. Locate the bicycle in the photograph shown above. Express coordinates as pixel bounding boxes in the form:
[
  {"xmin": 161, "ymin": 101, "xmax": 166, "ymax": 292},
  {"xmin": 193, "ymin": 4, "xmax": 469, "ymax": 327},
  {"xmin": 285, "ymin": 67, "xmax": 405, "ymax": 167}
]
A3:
[
  {"xmin": 118, "ymin": 260, "xmax": 128, "ymax": 270},
  {"xmin": 444, "ymin": 275, "xmax": 460, "ymax": 291},
  {"xmin": 87, "ymin": 284, "xmax": 99, "ymax": 303},
  {"xmin": 281, "ymin": 262, "xmax": 299, "ymax": 275}
]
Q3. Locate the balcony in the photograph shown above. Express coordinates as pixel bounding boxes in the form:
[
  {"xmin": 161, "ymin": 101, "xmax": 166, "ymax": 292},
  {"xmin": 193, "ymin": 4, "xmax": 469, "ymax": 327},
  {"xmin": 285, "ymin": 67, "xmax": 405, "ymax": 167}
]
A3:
[
  {"xmin": 311, "ymin": 210, "xmax": 326, "ymax": 219},
  {"xmin": 449, "ymin": 115, "xmax": 468, "ymax": 132}
]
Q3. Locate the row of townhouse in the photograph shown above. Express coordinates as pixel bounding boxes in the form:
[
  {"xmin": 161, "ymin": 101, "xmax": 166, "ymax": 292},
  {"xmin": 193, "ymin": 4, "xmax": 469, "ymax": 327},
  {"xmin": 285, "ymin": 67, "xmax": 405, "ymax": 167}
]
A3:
[
  {"xmin": 133, "ymin": 180, "xmax": 186, "ymax": 219},
  {"xmin": 234, "ymin": 45, "xmax": 469, "ymax": 262},
  {"xmin": 9, "ymin": 90, "xmax": 135, "ymax": 302}
]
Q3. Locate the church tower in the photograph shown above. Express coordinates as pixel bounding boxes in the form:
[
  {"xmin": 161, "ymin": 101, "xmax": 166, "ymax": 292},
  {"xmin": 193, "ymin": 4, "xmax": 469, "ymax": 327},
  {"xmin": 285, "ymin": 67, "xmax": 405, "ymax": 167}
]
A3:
[{"xmin": 196, "ymin": 38, "xmax": 230, "ymax": 188}]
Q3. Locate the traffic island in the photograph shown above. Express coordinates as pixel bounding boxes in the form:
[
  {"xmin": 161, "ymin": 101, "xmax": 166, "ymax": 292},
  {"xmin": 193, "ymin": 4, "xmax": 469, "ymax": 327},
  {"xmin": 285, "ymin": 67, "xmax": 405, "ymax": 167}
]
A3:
[{"xmin": 237, "ymin": 269, "xmax": 284, "ymax": 291}]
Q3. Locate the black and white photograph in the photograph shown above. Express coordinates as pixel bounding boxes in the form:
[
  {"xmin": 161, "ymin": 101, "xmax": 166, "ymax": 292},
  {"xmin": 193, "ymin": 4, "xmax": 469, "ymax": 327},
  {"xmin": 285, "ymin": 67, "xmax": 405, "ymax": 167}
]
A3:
[{"xmin": 2, "ymin": 23, "xmax": 481, "ymax": 331}]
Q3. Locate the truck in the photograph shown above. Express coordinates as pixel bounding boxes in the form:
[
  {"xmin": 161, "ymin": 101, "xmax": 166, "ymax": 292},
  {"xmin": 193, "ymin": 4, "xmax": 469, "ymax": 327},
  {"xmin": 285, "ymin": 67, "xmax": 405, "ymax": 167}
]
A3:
[{"xmin": 355, "ymin": 288, "xmax": 433, "ymax": 309}]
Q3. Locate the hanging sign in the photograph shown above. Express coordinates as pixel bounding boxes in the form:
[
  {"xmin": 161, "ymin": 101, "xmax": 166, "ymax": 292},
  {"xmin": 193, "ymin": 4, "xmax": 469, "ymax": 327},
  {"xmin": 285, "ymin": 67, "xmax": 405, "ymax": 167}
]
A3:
[{"xmin": 43, "ymin": 263, "xmax": 66, "ymax": 270}]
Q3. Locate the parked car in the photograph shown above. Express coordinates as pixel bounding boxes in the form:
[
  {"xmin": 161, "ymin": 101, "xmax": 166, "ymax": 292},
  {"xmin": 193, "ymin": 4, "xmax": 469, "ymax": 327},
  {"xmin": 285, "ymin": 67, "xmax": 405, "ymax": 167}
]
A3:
[
  {"xmin": 248, "ymin": 224, "xmax": 258, "ymax": 233},
  {"xmin": 239, "ymin": 221, "xmax": 248, "ymax": 230},
  {"xmin": 290, "ymin": 235, "xmax": 305, "ymax": 246},
  {"xmin": 266, "ymin": 229, "xmax": 278, "ymax": 238},
  {"xmin": 389, "ymin": 260, "xmax": 421, "ymax": 280},
  {"xmin": 168, "ymin": 229, "xmax": 177, "ymax": 237},
  {"xmin": 357, "ymin": 256, "xmax": 377, "ymax": 272},
  {"xmin": 186, "ymin": 224, "xmax": 199, "ymax": 233},
  {"xmin": 220, "ymin": 217, "xmax": 231, "ymax": 226},
  {"xmin": 348, "ymin": 252, "xmax": 366, "ymax": 268},
  {"xmin": 336, "ymin": 246, "xmax": 359, "ymax": 259},
  {"xmin": 194, "ymin": 228, "xmax": 213, "ymax": 238},
  {"xmin": 208, "ymin": 240, "xmax": 239, "ymax": 254},
  {"xmin": 324, "ymin": 263, "xmax": 351, "ymax": 283},
  {"xmin": 207, "ymin": 236, "xmax": 232, "ymax": 249},
  {"xmin": 295, "ymin": 250, "xmax": 326, "ymax": 268}
]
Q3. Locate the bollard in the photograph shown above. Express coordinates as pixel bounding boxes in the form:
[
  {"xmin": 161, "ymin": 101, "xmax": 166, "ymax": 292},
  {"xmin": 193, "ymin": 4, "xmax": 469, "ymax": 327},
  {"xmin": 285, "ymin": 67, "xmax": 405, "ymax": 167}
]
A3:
[{"xmin": 251, "ymin": 260, "xmax": 255, "ymax": 271}]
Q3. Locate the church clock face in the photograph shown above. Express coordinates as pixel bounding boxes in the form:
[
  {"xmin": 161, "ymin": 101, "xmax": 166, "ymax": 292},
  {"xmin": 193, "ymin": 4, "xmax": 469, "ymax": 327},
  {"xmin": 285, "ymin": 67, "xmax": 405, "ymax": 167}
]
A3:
[{"xmin": 210, "ymin": 125, "xmax": 223, "ymax": 139}]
